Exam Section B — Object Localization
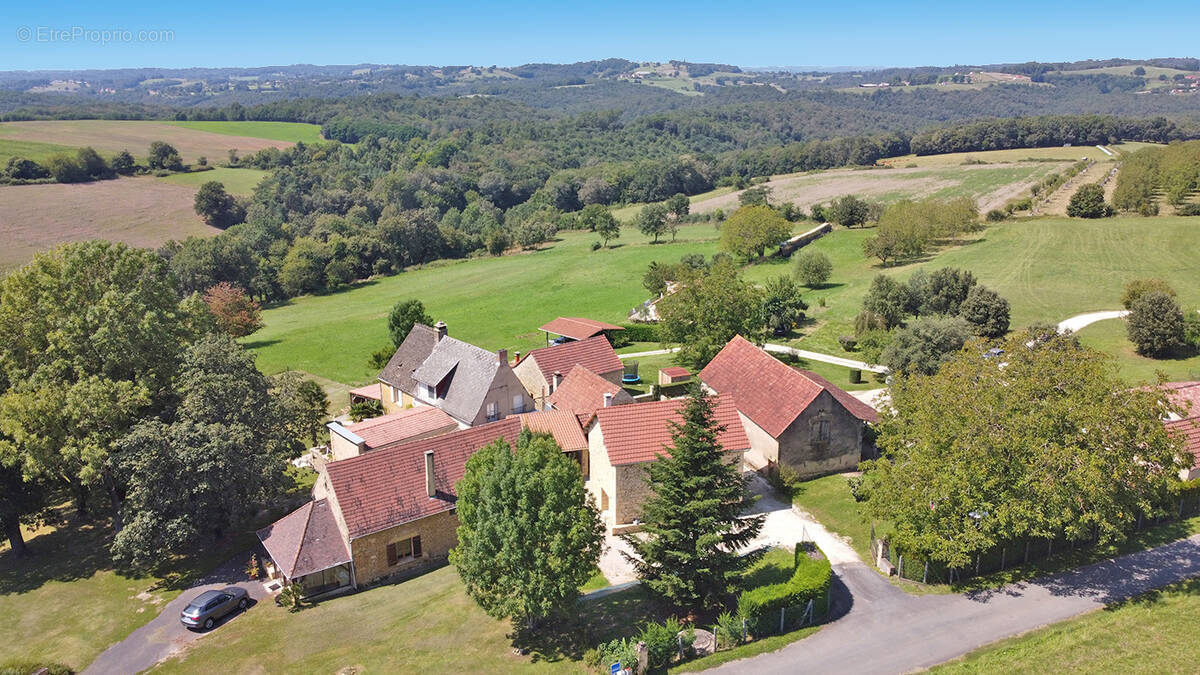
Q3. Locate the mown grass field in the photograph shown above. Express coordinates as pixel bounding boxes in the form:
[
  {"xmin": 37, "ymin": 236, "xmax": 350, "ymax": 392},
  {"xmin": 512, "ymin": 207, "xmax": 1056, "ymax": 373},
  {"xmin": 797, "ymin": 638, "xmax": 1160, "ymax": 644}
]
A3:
[
  {"xmin": 779, "ymin": 216, "xmax": 1200, "ymax": 384},
  {"xmin": 157, "ymin": 167, "xmax": 271, "ymax": 196},
  {"xmin": 935, "ymin": 576, "xmax": 1200, "ymax": 673},
  {"xmin": 0, "ymin": 136, "xmax": 78, "ymax": 164},
  {"xmin": 246, "ymin": 224, "xmax": 727, "ymax": 385},
  {"xmin": 878, "ymin": 141, "xmax": 1158, "ymax": 168},
  {"xmin": 250, "ymin": 214, "xmax": 1200, "ymax": 393},
  {"xmin": 0, "ymin": 120, "xmax": 313, "ymax": 163},
  {"xmin": 0, "ymin": 176, "xmax": 219, "ymax": 271},
  {"xmin": 165, "ymin": 120, "xmax": 325, "ymax": 144}
]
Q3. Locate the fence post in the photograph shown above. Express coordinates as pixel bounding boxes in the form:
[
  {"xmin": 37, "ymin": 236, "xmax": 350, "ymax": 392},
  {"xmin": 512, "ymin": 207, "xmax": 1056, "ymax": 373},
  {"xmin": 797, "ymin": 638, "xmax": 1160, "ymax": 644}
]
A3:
[
  {"xmin": 779, "ymin": 607, "xmax": 785, "ymax": 634},
  {"xmin": 1048, "ymin": 539, "xmax": 1052, "ymax": 557},
  {"xmin": 1181, "ymin": 499, "xmax": 1185, "ymax": 518},
  {"xmin": 898, "ymin": 555, "xmax": 903, "ymax": 579},
  {"xmin": 922, "ymin": 560, "xmax": 929, "ymax": 584},
  {"xmin": 1000, "ymin": 547, "xmax": 1006, "ymax": 570},
  {"xmin": 1025, "ymin": 540, "xmax": 1030, "ymax": 563},
  {"xmin": 975, "ymin": 555, "xmax": 980, "ymax": 577}
]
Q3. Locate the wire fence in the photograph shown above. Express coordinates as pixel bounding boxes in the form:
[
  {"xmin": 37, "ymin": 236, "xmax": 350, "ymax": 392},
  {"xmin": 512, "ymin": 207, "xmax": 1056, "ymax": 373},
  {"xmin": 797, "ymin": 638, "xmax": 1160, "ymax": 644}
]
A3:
[{"xmin": 870, "ymin": 492, "xmax": 1200, "ymax": 585}]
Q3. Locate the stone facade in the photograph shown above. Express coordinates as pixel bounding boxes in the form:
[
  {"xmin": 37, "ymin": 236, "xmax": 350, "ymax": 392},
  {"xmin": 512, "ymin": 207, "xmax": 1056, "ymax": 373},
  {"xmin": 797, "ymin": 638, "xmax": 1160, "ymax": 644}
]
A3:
[
  {"xmin": 775, "ymin": 390, "xmax": 864, "ymax": 478},
  {"xmin": 514, "ymin": 357, "xmax": 623, "ymax": 410},
  {"xmin": 349, "ymin": 508, "xmax": 460, "ymax": 586}
]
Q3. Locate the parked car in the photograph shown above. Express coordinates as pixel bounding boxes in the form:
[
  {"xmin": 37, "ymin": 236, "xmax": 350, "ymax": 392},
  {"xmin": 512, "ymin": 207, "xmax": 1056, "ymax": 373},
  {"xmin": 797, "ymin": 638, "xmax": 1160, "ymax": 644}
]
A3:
[{"xmin": 180, "ymin": 587, "xmax": 249, "ymax": 630}]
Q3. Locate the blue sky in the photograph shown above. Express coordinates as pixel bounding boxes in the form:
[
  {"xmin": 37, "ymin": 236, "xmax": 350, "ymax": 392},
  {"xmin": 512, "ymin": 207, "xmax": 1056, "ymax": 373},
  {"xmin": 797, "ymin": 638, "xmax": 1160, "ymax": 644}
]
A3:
[{"xmin": 2, "ymin": 1, "xmax": 1196, "ymax": 71}]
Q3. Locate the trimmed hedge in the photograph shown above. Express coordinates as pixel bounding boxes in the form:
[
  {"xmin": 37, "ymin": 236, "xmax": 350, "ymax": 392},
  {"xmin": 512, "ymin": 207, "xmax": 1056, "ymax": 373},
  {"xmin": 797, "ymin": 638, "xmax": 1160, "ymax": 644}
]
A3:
[
  {"xmin": 619, "ymin": 323, "xmax": 662, "ymax": 343},
  {"xmin": 738, "ymin": 546, "xmax": 832, "ymax": 616}
]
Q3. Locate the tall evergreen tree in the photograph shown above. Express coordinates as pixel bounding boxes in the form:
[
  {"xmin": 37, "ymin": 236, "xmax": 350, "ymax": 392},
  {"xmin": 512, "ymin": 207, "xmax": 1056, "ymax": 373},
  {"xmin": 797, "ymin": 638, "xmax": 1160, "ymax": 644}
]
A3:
[{"xmin": 622, "ymin": 387, "xmax": 764, "ymax": 615}]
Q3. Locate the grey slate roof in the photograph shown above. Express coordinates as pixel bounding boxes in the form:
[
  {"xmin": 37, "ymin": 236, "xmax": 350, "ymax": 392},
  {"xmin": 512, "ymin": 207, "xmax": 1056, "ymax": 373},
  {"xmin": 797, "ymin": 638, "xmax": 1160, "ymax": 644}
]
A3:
[
  {"xmin": 378, "ymin": 323, "xmax": 438, "ymax": 392},
  {"xmin": 411, "ymin": 336, "xmax": 502, "ymax": 424}
]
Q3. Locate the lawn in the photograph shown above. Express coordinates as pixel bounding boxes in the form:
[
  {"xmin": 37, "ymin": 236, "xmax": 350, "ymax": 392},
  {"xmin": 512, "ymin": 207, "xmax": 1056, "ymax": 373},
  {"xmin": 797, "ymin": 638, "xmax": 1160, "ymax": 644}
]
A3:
[
  {"xmin": 935, "ymin": 576, "xmax": 1200, "ymax": 673},
  {"xmin": 249, "ymin": 215, "xmax": 1200, "ymax": 392},
  {"xmin": 157, "ymin": 167, "xmax": 271, "ymax": 196},
  {"xmin": 153, "ymin": 545, "xmax": 827, "ymax": 674},
  {"xmin": 790, "ymin": 474, "xmax": 876, "ymax": 562},
  {"xmin": 0, "ymin": 512, "xmax": 177, "ymax": 672},
  {"xmin": 165, "ymin": 120, "xmax": 325, "ymax": 144},
  {"xmin": 1076, "ymin": 318, "xmax": 1200, "ymax": 384},
  {"xmin": 246, "ymin": 225, "xmax": 723, "ymax": 385},
  {"xmin": 779, "ymin": 216, "xmax": 1200, "ymax": 376}
]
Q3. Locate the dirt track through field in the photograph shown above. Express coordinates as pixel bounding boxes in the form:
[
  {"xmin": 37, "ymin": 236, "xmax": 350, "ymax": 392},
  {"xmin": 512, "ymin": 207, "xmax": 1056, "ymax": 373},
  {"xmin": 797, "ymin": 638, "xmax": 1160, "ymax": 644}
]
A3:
[
  {"xmin": 0, "ymin": 120, "xmax": 294, "ymax": 163},
  {"xmin": 691, "ymin": 163, "xmax": 1067, "ymax": 215},
  {"xmin": 0, "ymin": 176, "xmax": 219, "ymax": 270}
]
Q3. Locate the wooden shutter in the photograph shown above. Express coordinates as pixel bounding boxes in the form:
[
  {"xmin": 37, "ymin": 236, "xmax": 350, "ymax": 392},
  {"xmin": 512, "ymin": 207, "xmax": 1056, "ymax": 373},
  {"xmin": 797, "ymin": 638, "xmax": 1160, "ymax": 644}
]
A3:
[
  {"xmin": 412, "ymin": 535, "xmax": 422, "ymax": 558},
  {"xmin": 386, "ymin": 542, "xmax": 398, "ymax": 566}
]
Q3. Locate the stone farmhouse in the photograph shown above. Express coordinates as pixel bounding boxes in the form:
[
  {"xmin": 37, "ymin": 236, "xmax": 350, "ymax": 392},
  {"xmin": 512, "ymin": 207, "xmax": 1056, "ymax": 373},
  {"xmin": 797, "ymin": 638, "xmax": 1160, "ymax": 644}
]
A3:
[
  {"xmin": 258, "ymin": 331, "xmax": 880, "ymax": 596},
  {"xmin": 376, "ymin": 321, "xmax": 529, "ymax": 425},
  {"xmin": 512, "ymin": 335, "xmax": 625, "ymax": 410},
  {"xmin": 699, "ymin": 335, "xmax": 878, "ymax": 479}
]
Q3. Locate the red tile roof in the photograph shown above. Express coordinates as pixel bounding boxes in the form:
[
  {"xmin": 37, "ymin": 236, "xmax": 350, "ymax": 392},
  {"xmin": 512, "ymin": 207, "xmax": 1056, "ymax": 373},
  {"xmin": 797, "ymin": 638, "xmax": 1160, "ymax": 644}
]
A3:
[
  {"xmin": 256, "ymin": 499, "xmax": 351, "ymax": 579},
  {"xmin": 521, "ymin": 335, "xmax": 624, "ymax": 383},
  {"xmin": 1167, "ymin": 418, "xmax": 1200, "ymax": 470},
  {"xmin": 660, "ymin": 367, "xmax": 691, "ymax": 378},
  {"xmin": 346, "ymin": 407, "xmax": 459, "ymax": 449},
  {"xmin": 594, "ymin": 394, "xmax": 748, "ymax": 466},
  {"xmin": 539, "ymin": 317, "xmax": 625, "ymax": 341},
  {"xmin": 348, "ymin": 384, "xmax": 381, "ymax": 401},
  {"xmin": 795, "ymin": 369, "xmax": 880, "ymax": 425},
  {"xmin": 699, "ymin": 335, "xmax": 877, "ymax": 437},
  {"xmin": 516, "ymin": 410, "xmax": 588, "ymax": 453},
  {"xmin": 325, "ymin": 418, "xmax": 522, "ymax": 539},
  {"xmin": 1159, "ymin": 381, "xmax": 1200, "ymax": 420},
  {"xmin": 547, "ymin": 365, "xmax": 635, "ymax": 424}
]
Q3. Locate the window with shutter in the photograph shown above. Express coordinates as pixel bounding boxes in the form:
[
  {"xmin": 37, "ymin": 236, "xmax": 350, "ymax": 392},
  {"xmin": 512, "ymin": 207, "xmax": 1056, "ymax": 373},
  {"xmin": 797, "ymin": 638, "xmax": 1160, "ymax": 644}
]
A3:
[
  {"xmin": 412, "ymin": 535, "xmax": 422, "ymax": 558},
  {"xmin": 386, "ymin": 542, "xmax": 398, "ymax": 566}
]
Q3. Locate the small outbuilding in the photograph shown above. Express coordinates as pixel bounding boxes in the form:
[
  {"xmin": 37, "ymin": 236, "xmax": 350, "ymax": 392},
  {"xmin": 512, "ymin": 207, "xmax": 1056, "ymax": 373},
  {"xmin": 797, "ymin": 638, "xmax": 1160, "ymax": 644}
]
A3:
[
  {"xmin": 658, "ymin": 366, "xmax": 691, "ymax": 386},
  {"xmin": 538, "ymin": 317, "xmax": 624, "ymax": 345}
]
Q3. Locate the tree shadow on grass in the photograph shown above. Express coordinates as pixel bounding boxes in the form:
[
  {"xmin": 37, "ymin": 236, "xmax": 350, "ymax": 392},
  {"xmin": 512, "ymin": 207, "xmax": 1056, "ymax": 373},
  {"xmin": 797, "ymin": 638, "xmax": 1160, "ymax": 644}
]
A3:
[
  {"xmin": 514, "ymin": 585, "xmax": 662, "ymax": 663},
  {"xmin": 240, "ymin": 338, "xmax": 282, "ymax": 350},
  {"xmin": 0, "ymin": 506, "xmax": 117, "ymax": 596}
]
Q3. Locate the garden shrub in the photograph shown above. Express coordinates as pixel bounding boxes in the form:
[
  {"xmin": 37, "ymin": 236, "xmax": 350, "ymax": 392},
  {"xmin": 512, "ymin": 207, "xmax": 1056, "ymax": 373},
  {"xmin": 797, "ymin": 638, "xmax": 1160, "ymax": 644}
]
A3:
[
  {"xmin": 640, "ymin": 616, "xmax": 685, "ymax": 670},
  {"xmin": 838, "ymin": 335, "xmax": 857, "ymax": 352}
]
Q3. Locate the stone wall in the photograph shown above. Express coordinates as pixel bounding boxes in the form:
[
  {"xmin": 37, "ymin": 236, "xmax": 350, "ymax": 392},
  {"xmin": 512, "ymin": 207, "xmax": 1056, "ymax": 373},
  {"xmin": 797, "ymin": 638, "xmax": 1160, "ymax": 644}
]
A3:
[
  {"xmin": 350, "ymin": 508, "xmax": 460, "ymax": 586},
  {"xmin": 777, "ymin": 390, "xmax": 863, "ymax": 478}
]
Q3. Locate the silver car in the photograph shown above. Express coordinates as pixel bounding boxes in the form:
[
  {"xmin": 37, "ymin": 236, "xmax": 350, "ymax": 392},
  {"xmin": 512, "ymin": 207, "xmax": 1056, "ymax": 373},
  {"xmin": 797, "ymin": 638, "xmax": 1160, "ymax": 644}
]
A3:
[{"xmin": 180, "ymin": 587, "xmax": 249, "ymax": 630}]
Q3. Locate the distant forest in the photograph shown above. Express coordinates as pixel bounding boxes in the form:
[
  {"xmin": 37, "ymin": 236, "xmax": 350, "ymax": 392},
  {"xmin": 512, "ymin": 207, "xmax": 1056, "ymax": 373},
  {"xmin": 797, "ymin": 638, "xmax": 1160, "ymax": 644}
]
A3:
[{"xmin": 5, "ymin": 56, "xmax": 1200, "ymax": 304}]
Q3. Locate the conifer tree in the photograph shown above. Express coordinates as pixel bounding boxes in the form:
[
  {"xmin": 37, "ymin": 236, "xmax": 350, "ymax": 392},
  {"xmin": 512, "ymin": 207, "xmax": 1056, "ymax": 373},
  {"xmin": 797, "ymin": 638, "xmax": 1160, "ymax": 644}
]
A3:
[{"xmin": 622, "ymin": 387, "xmax": 764, "ymax": 614}]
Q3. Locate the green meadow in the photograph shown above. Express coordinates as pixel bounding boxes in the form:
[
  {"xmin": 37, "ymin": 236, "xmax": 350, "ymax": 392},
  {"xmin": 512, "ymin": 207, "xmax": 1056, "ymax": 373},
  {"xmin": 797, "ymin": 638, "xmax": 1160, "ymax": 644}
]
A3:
[{"xmin": 164, "ymin": 120, "xmax": 325, "ymax": 144}]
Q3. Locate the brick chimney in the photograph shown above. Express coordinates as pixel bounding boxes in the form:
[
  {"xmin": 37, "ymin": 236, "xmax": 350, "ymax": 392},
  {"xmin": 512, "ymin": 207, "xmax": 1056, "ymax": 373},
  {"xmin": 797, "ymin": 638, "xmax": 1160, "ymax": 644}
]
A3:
[
  {"xmin": 497, "ymin": 348, "xmax": 508, "ymax": 365},
  {"xmin": 434, "ymin": 321, "xmax": 447, "ymax": 342},
  {"xmin": 552, "ymin": 370, "xmax": 563, "ymax": 391},
  {"xmin": 425, "ymin": 450, "xmax": 436, "ymax": 498},
  {"xmin": 603, "ymin": 392, "xmax": 613, "ymax": 408}
]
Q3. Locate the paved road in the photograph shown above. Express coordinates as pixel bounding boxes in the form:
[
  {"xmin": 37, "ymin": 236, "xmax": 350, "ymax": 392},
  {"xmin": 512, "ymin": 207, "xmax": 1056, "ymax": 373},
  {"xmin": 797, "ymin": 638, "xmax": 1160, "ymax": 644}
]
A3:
[
  {"xmin": 708, "ymin": 533, "xmax": 1200, "ymax": 674},
  {"xmin": 763, "ymin": 343, "xmax": 889, "ymax": 374},
  {"xmin": 84, "ymin": 554, "xmax": 267, "ymax": 675},
  {"xmin": 1057, "ymin": 310, "xmax": 1128, "ymax": 334}
]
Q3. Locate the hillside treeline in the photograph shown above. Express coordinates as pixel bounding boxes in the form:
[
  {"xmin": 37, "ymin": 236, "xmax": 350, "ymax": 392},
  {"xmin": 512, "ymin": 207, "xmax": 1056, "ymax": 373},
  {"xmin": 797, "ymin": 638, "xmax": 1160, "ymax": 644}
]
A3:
[
  {"xmin": 1113, "ymin": 140, "xmax": 1200, "ymax": 213},
  {"xmin": 909, "ymin": 115, "xmax": 1197, "ymax": 155}
]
